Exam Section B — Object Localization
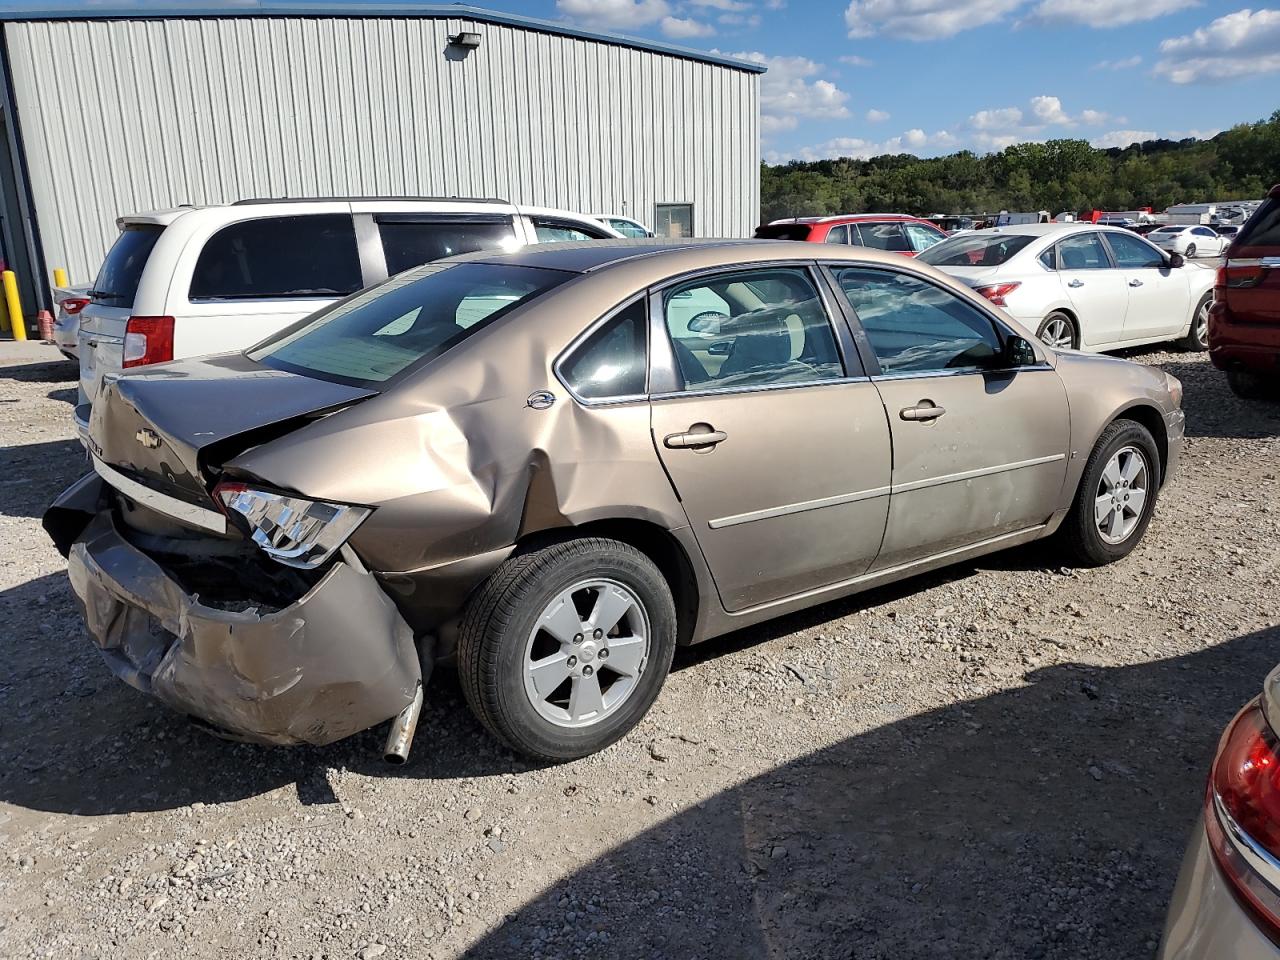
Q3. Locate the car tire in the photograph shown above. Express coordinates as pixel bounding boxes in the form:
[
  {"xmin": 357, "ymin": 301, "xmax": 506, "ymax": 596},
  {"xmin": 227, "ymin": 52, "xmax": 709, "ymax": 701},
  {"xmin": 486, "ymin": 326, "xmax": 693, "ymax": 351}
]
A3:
[
  {"xmin": 1176, "ymin": 293, "xmax": 1212, "ymax": 351},
  {"xmin": 1036, "ymin": 311, "xmax": 1078, "ymax": 350},
  {"xmin": 1186, "ymin": 243, "xmax": 1197, "ymax": 259},
  {"xmin": 1058, "ymin": 419, "xmax": 1161, "ymax": 567},
  {"xmin": 457, "ymin": 537, "xmax": 677, "ymax": 762},
  {"xmin": 1227, "ymin": 370, "xmax": 1277, "ymax": 401}
]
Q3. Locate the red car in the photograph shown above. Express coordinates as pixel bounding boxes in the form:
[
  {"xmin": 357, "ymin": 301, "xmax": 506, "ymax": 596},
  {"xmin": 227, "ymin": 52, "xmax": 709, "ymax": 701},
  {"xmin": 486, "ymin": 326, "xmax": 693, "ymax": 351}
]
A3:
[
  {"xmin": 754, "ymin": 214, "xmax": 947, "ymax": 257},
  {"xmin": 1210, "ymin": 183, "xmax": 1280, "ymax": 399}
]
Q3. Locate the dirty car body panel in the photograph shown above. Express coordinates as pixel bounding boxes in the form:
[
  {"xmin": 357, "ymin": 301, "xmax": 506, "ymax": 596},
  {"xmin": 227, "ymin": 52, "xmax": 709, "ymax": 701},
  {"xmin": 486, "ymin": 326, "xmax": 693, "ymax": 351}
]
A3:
[{"xmin": 46, "ymin": 240, "xmax": 1184, "ymax": 755}]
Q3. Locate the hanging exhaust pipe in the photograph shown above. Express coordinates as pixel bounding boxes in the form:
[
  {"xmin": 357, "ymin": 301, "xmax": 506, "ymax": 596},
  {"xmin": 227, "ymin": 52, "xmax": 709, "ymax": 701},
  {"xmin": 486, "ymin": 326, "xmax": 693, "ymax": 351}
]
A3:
[{"xmin": 384, "ymin": 636, "xmax": 434, "ymax": 765}]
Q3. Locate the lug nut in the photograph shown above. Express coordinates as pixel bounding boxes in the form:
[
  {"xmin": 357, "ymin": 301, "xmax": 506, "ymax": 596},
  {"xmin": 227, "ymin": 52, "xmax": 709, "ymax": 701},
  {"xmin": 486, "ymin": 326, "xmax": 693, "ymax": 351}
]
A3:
[
  {"xmin": 583, "ymin": 665, "xmax": 594, "ymax": 677},
  {"xmin": 599, "ymin": 648, "xmax": 609, "ymax": 660},
  {"xmin": 567, "ymin": 656, "xmax": 577, "ymax": 668},
  {"xmin": 593, "ymin": 629, "xmax": 603, "ymax": 640},
  {"xmin": 573, "ymin": 633, "xmax": 584, "ymax": 644}
]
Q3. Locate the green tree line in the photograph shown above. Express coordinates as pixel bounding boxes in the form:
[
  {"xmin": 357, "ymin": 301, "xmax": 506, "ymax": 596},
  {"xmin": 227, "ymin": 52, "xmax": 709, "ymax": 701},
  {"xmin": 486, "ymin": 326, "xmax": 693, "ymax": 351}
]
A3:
[{"xmin": 760, "ymin": 110, "xmax": 1280, "ymax": 223}]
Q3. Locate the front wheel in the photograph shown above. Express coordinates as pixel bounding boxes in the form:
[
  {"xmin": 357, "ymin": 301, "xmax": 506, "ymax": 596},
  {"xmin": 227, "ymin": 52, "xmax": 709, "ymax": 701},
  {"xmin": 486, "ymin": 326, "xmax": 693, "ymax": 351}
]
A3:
[
  {"xmin": 457, "ymin": 538, "xmax": 677, "ymax": 761},
  {"xmin": 1036, "ymin": 311, "xmax": 1077, "ymax": 350},
  {"xmin": 1176, "ymin": 294, "xmax": 1211, "ymax": 351},
  {"xmin": 1057, "ymin": 420, "xmax": 1161, "ymax": 567}
]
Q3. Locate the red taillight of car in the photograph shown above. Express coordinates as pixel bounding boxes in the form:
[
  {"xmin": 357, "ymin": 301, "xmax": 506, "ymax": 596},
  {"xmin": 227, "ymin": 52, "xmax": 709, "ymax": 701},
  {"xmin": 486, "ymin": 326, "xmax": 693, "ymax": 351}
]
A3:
[
  {"xmin": 973, "ymin": 282, "xmax": 1021, "ymax": 307},
  {"xmin": 122, "ymin": 315, "xmax": 175, "ymax": 368},
  {"xmin": 59, "ymin": 297, "xmax": 90, "ymax": 315},
  {"xmin": 1222, "ymin": 259, "xmax": 1267, "ymax": 291},
  {"xmin": 1205, "ymin": 699, "xmax": 1280, "ymax": 946}
]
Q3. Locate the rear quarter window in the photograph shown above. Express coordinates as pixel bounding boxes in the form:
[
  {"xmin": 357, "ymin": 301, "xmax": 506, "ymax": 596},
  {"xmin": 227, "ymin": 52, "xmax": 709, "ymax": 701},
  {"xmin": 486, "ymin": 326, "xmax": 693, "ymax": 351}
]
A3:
[
  {"xmin": 190, "ymin": 214, "xmax": 361, "ymax": 301},
  {"xmin": 92, "ymin": 224, "xmax": 165, "ymax": 307}
]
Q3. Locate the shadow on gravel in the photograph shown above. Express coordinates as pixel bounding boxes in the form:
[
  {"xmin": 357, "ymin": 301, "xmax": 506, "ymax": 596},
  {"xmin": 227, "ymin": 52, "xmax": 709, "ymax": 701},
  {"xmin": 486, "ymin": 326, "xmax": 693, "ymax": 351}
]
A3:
[
  {"xmin": 0, "ymin": 438, "xmax": 86, "ymax": 519},
  {"xmin": 47, "ymin": 386, "xmax": 76, "ymax": 405},
  {"xmin": 466, "ymin": 625, "xmax": 1279, "ymax": 960},
  {"xmin": 0, "ymin": 359, "xmax": 77, "ymax": 384},
  {"xmin": 1144, "ymin": 356, "xmax": 1280, "ymax": 440}
]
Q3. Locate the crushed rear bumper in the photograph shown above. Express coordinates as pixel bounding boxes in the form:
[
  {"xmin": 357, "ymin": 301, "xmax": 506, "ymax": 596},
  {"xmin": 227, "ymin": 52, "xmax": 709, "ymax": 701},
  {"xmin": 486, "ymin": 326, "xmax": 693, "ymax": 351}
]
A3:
[{"xmin": 62, "ymin": 497, "xmax": 421, "ymax": 746}]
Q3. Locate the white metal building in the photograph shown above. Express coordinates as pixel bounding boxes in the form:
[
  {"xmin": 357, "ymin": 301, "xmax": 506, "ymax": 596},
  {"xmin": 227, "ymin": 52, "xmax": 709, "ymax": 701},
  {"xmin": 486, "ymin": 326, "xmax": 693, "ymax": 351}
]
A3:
[{"xmin": 0, "ymin": 3, "xmax": 763, "ymax": 319}]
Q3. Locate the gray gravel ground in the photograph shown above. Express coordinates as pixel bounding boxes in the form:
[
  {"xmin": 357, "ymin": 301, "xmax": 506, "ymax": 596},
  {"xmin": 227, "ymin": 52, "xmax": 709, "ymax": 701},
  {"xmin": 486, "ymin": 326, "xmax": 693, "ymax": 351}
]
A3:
[{"xmin": 2, "ymin": 343, "xmax": 1278, "ymax": 960}]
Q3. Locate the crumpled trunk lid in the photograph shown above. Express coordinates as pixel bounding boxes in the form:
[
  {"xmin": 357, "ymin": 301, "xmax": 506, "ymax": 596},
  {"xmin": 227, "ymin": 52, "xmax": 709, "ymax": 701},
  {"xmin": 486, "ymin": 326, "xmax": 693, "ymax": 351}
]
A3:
[{"xmin": 86, "ymin": 352, "xmax": 376, "ymax": 506}]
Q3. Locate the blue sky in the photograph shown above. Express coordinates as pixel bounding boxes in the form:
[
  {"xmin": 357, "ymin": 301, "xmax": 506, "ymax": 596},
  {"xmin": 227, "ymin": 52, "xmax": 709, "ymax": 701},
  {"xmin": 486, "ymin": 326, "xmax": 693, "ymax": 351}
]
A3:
[{"xmin": 530, "ymin": 0, "xmax": 1280, "ymax": 161}]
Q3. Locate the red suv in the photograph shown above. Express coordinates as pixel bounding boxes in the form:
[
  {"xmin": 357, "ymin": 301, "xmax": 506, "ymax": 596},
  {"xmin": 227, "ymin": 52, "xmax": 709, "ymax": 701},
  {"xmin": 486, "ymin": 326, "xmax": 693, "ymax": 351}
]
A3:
[
  {"xmin": 754, "ymin": 214, "xmax": 947, "ymax": 257},
  {"xmin": 1210, "ymin": 183, "xmax": 1280, "ymax": 399}
]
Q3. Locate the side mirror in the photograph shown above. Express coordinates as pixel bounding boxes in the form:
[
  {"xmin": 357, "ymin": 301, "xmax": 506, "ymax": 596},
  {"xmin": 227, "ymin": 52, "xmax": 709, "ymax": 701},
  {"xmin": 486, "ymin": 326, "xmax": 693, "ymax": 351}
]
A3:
[
  {"xmin": 1168, "ymin": 252, "xmax": 1185, "ymax": 268},
  {"xmin": 1004, "ymin": 334, "xmax": 1039, "ymax": 366},
  {"xmin": 687, "ymin": 311, "xmax": 727, "ymax": 335}
]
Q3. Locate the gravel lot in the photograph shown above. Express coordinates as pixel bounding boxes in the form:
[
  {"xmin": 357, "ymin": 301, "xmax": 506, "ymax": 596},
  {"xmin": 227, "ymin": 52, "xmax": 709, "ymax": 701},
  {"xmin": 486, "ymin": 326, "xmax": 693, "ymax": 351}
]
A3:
[{"xmin": 2, "ymin": 343, "xmax": 1278, "ymax": 960}]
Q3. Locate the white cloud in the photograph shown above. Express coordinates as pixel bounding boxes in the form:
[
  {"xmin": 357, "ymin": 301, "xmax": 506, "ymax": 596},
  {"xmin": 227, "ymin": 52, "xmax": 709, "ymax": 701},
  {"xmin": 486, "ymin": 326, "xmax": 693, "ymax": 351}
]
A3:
[
  {"xmin": 723, "ymin": 51, "xmax": 851, "ymax": 136},
  {"xmin": 1166, "ymin": 127, "xmax": 1221, "ymax": 140},
  {"xmin": 556, "ymin": 0, "xmax": 670, "ymax": 28},
  {"xmin": 661, "ymin": 15, "xmax": 715, "ymax": 37},
  {"xmin": 839, "ymin": 54, "xmax": 874, "ymax": 66},
  {"xmin": 971, "ymin": 132, "xmax": 1028, "ymax": 150},
  {"xmin": 1093, "ymin": 54, "xmax": 1143, "ymax": 69},
  {"xmin": 845, "ymin": 0, "xmax": 1023, "ymax": 39},
  {"xmin": 1030, "ymin": 95, "xmax": 1072, "ymax": 125},
  {"xmin": 1090, "ymin": 129, "xmax": 1158, "ymax": 148},
  {"xmin": 771, "ymin": 128, "xmax": 956, "ymax": 162},
  {"xmin": 1024, "ymin": 0, "xmax": 1199, "ymax": 28},
  {"xmin": 1079, "ymin": 108, "xmax": 1116, "ymax": 125},
  {"xmin": 689, "ymin": 0, "xmax": 749, "ymax": 8},
  {"xmin": 866, "ymin": 108, "xmax": 891, "ymax": 122},
  {"xmin": 969, "ymin": 106, "xmax": 1024, "ymax": 130},
  {"xmin": 1154, "ymin": 8, "xmax": 1280, "ymax": 83}
]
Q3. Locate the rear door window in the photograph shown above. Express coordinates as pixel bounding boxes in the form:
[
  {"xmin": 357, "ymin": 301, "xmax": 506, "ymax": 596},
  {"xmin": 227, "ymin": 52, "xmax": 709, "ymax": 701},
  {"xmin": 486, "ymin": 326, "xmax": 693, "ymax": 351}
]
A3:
[
  {"xmin": 532, "ymin": 218, "xmax": 611, "ymax": 243},
  {"xmin": 190, "ymin": 215, "xmax": 361, "ymax": 300},
  {"xmin": 377, "ymin": 216, "xmax": 517, "ymax": 274},
  {"xmin": 824, "ymin": 225, "xmax": 850, "ymax": 244},
  {"xmin": 851, "ymin": 222, "xmax": 911, "ymax": 252},
  {"xmin": 92, "ymin": 224, "xmax": 165, "ymax": 307},
  {"xmin": 1103, "ymin": 231, "xmax": 1165, "ymax": 268}
]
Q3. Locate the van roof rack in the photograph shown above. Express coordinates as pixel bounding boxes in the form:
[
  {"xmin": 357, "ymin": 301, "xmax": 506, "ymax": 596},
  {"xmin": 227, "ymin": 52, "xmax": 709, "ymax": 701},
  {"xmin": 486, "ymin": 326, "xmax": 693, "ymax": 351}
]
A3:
[{"xmin": 231, "ymin": 195, "xmax": 511, "ymax": 205}]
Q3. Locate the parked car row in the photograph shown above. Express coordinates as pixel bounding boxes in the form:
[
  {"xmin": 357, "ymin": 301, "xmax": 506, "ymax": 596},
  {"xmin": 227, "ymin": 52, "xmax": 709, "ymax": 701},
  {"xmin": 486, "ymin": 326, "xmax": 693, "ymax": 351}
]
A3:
[{"xmin": 753, "ymin": 213, "xmax": 948, "ymax": 255}]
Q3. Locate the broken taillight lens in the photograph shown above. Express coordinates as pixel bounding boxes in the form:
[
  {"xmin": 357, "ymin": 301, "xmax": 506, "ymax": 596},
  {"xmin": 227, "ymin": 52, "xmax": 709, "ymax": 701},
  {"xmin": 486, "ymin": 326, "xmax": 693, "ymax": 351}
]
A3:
[
  {"xmin": 1205, "ymin": 698, "xmax": 1280, "ymax": 947},
  {"xmin": 214, "ymin": 482, "xmax": 371, "ymax": 570}
]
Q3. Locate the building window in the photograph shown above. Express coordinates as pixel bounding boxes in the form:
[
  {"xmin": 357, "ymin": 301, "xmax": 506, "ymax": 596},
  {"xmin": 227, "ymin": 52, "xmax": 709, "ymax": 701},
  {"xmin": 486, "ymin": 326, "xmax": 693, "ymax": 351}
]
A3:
[{"xmin": 654, "ymin": 204, "xmax": 694, "ymax": 238}]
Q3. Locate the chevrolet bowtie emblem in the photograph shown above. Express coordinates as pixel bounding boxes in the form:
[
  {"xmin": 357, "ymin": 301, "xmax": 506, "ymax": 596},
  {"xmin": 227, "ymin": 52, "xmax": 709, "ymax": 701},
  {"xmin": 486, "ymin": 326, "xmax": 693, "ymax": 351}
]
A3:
[{"xmin": 135, "ymin": 428, "xmax": 161, "ymax": 449}]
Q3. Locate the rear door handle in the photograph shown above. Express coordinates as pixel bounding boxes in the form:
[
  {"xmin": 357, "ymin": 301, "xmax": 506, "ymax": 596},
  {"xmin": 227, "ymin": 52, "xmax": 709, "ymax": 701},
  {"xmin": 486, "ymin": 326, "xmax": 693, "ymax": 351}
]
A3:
[
  {"xmin": 900, "ymin": 404, "xmax": 946, "ymax": 422},
  {"xmin": 1129, "ymin": 279, "xmax": 1144, "ymax": 287},
  {"xmin": 1067, "ymin": 279, "xmax": 1085, "ymax": 288},
  {"xmin": 664, "ymin": 426, "xmax": 728, "ymax": 449}
]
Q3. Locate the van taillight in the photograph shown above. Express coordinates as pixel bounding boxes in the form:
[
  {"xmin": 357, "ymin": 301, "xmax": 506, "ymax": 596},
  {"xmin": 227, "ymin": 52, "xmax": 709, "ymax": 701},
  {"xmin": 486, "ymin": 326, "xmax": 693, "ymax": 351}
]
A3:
[
  {"xmin": 122, "ymin": 316, "xmax": 175, "ymax": 368},
  {"xmin": 1205, "ymin": 699, "xmax": 1280, "ymax": 946},
  {"xmin": 59, "ymin": 297, "xmax": 90, "ymax": 315}
]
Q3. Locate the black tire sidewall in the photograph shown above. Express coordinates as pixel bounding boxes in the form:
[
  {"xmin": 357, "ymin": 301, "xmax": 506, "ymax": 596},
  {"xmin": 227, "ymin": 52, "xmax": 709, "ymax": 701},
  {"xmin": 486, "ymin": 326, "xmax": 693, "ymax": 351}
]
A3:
[
  {"xmin": 475, "ymin": 541, "xmax": 676, "ymax": 761},
  {"xmin": 1069, "ymin": 422, "xmax": 1161, "ymax": 564},
  {"xmin": 1037, "ymin": 312, "xmax": 1076, "ymax": 350},
  {"xmin": 1181, "ymin": 294, "xmax": 1211, "ymax": 351}
]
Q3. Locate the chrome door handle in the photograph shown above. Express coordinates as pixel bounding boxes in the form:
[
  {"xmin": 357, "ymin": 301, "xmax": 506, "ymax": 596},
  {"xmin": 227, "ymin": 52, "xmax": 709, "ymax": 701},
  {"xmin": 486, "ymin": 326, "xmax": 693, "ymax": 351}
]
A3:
[
  {"xmin": 1067, "ymin": 279, "xmax": 1085, "ymax": 288},
  {"xmin": 664, "ymin": 427, "xmax": 728, "ymax": 449},
  {"xmin": 900, "ymin": 404, "xmax": 946, "ymax": 422},
  {"xmin": 1129, "ymin": 279, "xmax": 1144, "ymax": 287}
]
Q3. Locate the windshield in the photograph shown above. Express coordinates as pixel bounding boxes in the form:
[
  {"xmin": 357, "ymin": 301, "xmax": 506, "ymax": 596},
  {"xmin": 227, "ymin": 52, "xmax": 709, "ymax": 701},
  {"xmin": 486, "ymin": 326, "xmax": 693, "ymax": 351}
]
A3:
[
  {"xmin": 917, "ymin": 232, "xmax": 1036, "ymax": 267},
  {"xmin": 251, "ymin": 262, "xmax": 573, "ymax": 388},
  {"xmin": 92, "ymin": 224, "xmax": 165, "ymax": 307}
]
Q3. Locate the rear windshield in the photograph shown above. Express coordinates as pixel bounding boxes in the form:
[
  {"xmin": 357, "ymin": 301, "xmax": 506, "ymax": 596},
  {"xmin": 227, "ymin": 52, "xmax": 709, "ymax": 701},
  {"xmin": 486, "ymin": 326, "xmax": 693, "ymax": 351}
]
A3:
[
  {"xmin": 754, "ymin": 223, "xmax": 814, "ymax": 241},
  {"xmin": 1235, "ymin": 198, "xmax": 1280, "ymax": 251},
  {"xmin": 251, "ymin": 262, "xmax": 572, "ymax": 388},
  {"xmin": 91, "ymin": 224, "xmax": 164, "ymax": 307},
  {"xmin": 917, "ymin": 233, "xmax": 1035, "ymax": 267}
]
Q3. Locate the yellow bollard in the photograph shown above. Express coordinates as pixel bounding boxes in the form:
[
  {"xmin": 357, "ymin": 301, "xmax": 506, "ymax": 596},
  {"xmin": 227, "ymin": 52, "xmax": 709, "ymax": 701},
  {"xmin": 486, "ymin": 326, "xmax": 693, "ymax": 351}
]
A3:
[
  {"xmin": 3, "ymin": 270, "xmax": 27, "ymax": 341},
  {"xmin": 53, "ymin": 267, "xmax": 68, "ymax": 289}
]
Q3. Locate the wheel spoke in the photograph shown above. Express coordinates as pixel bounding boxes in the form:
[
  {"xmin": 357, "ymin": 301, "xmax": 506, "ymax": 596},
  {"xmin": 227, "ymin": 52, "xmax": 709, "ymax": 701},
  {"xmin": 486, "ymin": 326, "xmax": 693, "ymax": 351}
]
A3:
[
  {"xmin": 604, "ymin": 635, "xmax": 646, "ymax": 676},
  {"xmin": 1125, "ymin": 487, "xmax": 1147, "ymax": 517},
  {"xmin": 1101, "ymin": 458, "xmax": 1122, "ymax": 491},
  {"xmin": 567, "ymin": 672, "xmax": 604, "ymax": 722},
  {"xmin": 528, "ymin": 653, "xmax": 571, "ymax": 698},
  {"xmin": 1094, "ymin": 494, "xmax": 1114, "ymax": 525},
  {"xmin": 1121, "ymin": 453, "xmax": 1144, "ymax": 484},
  {"xmin": 1108, "ymin": 509, "xmax": 1125, "ymax": 540},
  {"xmin": 588, "ymin": 584, "xmax": 634, "ymax": 635},
  {"xmin": 538, "ymin": 592, "xmax": 585, "ymax": 645}
]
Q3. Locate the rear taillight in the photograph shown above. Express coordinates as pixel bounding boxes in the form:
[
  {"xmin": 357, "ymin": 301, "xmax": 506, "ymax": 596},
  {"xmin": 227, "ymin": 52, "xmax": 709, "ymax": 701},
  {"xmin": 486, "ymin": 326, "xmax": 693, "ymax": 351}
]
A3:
[
  {"xmin": 59, "ymin": 297, "xmax": 90, "ymax": 315},
  {"xmin": 1205, "ymin": 699, "xmax": 1280, "ymax": 946},
  {"xmin": 122, "ymin": 315, "xmax": 174, "ymax": 368},
  {"xmin": 1222, "ymin": 259, "xmax": 1267, "ymax": 290},
  {"xmin": 973, "ymin": 282, "xmax": 1021, "ymax": 307}
]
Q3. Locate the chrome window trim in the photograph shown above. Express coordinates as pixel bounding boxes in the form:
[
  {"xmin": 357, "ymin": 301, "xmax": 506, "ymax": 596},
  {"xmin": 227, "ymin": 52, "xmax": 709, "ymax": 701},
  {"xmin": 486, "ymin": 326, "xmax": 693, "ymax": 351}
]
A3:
[
  {"xmin": 709, "ymin": 484, "xmax": 891, "ymax": 529},
  {"xmin": 552, "ymin": 293, "xmax": 651, "ymax": 407},
  {"xmin": 93, "ymin": 456, "xmax": 227, "ymax": 534},
  {"xmin": 650, "ymin": 375, "xmax": 871, "ymax": 403},
  {"xmin": 872, "ymin": 363, "xmax": 1054, "ymax": 382},
  {"xmin": 1213, "ymin": 791, "xmax": 1280, "ymax": 891}
]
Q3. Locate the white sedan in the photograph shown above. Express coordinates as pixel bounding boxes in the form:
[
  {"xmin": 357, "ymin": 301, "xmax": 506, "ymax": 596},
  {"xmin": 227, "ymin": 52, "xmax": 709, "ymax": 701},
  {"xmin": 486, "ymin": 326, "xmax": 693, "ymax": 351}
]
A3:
[
  {"xmin": 1147, "ymin": 224, "xmax": 1229, "ymax": 259},
  {"xmin": 917, "ymin": 223, "xmax": 1215, "ymax": 352}
]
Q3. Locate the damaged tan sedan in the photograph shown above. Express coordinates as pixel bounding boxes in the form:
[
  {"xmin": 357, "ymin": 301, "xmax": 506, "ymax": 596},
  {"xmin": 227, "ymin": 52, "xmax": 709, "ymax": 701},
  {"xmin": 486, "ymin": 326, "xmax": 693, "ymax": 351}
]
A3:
[{"xmin": 45, "ymin": 241, "xmax": 1185, "ymax": 762}]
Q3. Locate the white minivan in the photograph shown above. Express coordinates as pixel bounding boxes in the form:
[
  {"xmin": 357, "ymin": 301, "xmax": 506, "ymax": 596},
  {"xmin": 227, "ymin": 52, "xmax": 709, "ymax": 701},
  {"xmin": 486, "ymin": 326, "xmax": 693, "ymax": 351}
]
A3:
[{"xmin": 76, "ymin": 198, "xmax": 621, "ymax": 438}]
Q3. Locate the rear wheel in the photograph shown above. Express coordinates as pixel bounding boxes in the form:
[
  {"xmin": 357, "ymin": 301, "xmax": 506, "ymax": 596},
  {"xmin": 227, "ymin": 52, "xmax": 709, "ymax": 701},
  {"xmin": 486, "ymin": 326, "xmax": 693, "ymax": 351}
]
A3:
[
  {"xmin": 1227, "ymin": 370, "xmax": 1277, "ymax": 401},
  {"xmin": 1176, "ymin": 294, "xmax": 1211, "ymax": 351},
  {"xmin": 1058, "ymin": 420, "xmax": 1161, "ymax": 567},
  {"xmin": 1186, "ymin": 243, "xmax": 1198, "ymax": 259},
  {"xmin": 458, "ymin": 538, "xmax": 677, "ymax": 761},
  {"xmin": 1036, "ymin": 311, "xmax": 1077, "ymax": 350}
]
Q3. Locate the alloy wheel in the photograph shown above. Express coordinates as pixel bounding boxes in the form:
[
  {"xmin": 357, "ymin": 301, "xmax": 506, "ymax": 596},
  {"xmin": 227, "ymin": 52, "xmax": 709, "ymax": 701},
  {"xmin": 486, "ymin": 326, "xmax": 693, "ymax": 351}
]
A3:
[
  {"xmin": 522, "ymin": 579, "xmax": 650, "ymax": 728},
  {"xmin": 1194, "ymin": 300, "xmax": 1210, "ymax": 348},
  {"xmin": 1039, "ymin": 315, "xmax": 1074, "ymax": 349},
  {"xmin": 1094, "ymin": 445, "xmax": 1150, "ymax": 545}
]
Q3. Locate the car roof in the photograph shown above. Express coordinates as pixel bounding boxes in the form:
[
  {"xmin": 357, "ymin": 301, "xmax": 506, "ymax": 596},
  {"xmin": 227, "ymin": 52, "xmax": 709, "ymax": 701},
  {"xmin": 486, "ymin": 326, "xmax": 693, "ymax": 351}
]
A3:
[{"xmin": 772, "ymin": 213, "xmax": 924, "ymax": 225}]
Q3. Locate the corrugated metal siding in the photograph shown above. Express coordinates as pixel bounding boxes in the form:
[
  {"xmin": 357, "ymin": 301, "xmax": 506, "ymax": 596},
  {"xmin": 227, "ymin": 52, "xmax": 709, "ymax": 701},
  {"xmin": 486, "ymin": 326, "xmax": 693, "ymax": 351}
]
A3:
[{"xmin": 3, "ymin": 16, "xmax": 760, "ymax": 286}]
